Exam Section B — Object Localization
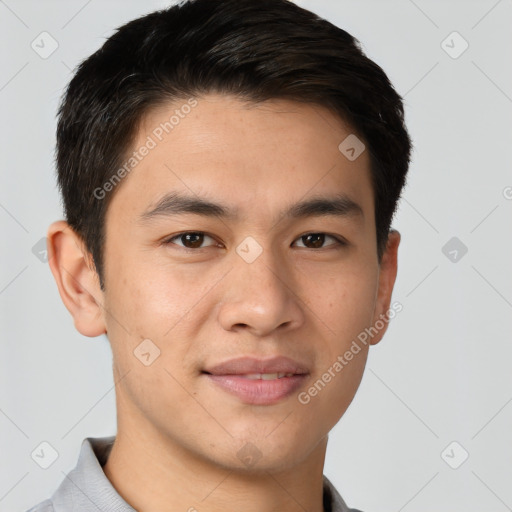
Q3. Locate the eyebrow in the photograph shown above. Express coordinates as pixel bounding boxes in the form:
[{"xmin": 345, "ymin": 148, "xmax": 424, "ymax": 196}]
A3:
[{"xmin": 137, "ymin": 191, "xmax": 364, "ymax": 225}]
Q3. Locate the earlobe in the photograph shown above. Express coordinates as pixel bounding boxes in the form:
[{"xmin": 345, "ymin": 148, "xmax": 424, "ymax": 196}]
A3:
[
  {"xmin": 369, "ymin": 229, "xmax": 400, "ymax": 346},
  {"xmin": 47, "ymin": 220, "xmax": 107, "ymax": 337}
]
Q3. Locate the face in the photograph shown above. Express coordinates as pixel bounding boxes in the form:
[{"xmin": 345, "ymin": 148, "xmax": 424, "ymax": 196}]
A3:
[{"xmin": 55, "ymin": 93, "xmax": 399, "ymax": 473}]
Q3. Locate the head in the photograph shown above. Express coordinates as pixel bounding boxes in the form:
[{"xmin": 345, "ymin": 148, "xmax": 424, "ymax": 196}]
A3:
[{"xmin": 48, "ymin": 0, "xmax": 411, "ymax": 474}]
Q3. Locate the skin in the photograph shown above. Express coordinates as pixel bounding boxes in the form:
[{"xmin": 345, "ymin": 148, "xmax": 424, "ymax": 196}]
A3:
[{"xmin": 47, "ymin": 93, "xmax": 400, "ymax": 512}]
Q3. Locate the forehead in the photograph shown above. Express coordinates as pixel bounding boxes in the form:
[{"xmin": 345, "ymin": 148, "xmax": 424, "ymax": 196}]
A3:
[{"xmin": 107, "ymin": 93, "xmax": 374, "ymax": 226}]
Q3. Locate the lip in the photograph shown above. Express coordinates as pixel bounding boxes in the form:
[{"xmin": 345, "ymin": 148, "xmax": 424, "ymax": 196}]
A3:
[
  {"xmin": 203, "ymin": 355, "xmax": 309, "ymax": 376},
  {"xmin": 204, "ymin": 374, "xmax": 308, "ymax": 405},
  {"xmin": 202, "ymin": 356, "xmax": 310, "ymax": 405}
]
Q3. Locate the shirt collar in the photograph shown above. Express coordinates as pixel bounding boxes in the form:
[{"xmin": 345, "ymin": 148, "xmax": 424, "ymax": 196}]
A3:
[{"xmin": 50, "ymin": 436, "xmax": 355, "ymax": 512}]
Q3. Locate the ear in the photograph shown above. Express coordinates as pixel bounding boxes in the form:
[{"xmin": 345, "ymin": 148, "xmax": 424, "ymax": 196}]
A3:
[
  {"xmin": 369, "ymin": 229, "xmax": 400, "ymax": 346},
  {"xmin": 47, "ymin": 220, "xmax": 107, "ymax": 337}
]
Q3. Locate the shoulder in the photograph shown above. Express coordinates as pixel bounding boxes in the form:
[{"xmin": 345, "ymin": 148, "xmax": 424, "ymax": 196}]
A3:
[
  {"xmin": 24, "ymin": 498, "xmax": 54, "ymax": 512},
  {"xmin": 323, "ymin": 474, "xmax": 364, "ymax": 512}
]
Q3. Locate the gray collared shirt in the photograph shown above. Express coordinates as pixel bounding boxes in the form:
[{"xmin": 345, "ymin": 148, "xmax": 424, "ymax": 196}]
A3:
[{"xmin": 26, "ymin": 436, "xmax": 363, "ymax": 512}]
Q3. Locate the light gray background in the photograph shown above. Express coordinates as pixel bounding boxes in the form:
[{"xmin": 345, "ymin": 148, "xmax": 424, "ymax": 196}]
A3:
[{"xmin": 1, "ymin": 0, "xmax": 511, "ymax": 511}]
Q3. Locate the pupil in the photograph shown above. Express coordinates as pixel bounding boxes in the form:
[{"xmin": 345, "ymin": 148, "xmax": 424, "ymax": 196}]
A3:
[
  {"xmin": 304, "ymin": 233, "xmax": 324, "ymax": 248},
  {"xmin": 184, "ymin": 232, "xmax": 203, "ymax": 248}
]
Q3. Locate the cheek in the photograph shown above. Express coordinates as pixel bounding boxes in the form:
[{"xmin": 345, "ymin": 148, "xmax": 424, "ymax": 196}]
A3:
[
  {"xmin": 300, "ymin": 276, "xmax": 373, "ymax": 430},
  {"xmin": 103, "ymin": 259, "xmax": 219, "ymax": 394},
  {"xmin": 106, "ymin": 258, "xmax": 213, "ymax": 336},
  {"xmin": 311, "ymin": 267, "xmax": 376, "ymax": 420},
  {"xmin": 103, "ymin": 266, "xmax": 200, "ymax": 417},
  {"xmin": 307, "ymin": 266, "xmax": 378, "ymax": 346},
  {"xmin": 296, "ymin": 335, "xmax": 368, "ymax": 441}
]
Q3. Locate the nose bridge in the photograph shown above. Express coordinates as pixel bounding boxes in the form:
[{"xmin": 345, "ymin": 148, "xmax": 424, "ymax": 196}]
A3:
[
  {"xmin": 235, "ymin": 235, "xmax": 291, "ymax": 304},
  {"xmin": 217, "ymin": 235, "xmax": 304, "ymax": 335}
]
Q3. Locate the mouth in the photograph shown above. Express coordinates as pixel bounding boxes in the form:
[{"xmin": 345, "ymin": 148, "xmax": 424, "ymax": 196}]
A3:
[
  {"xmin": 201, "ymin": 370, "xmax": 309, "ymax": 405},
  {"xmin": 201, "ymin": 355, "xmax": 310, "ymax": 405},
  {"xmin": 202, "ymin": 354, "xmax": 309, "ymax": 376},
  {"xmin": 202, "ymin": 371, "xmax": 297, "ymax": 379}
]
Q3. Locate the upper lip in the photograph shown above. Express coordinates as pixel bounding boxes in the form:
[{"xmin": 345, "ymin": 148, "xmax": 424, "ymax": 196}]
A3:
[{"xmin": 203, "ymin": 356, "xmax": 310, "ymax": 376}]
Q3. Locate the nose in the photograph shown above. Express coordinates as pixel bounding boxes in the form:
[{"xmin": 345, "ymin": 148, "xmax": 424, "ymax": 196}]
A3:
[{"xmin": 216, "ymin": 242, "xmax": 305, "ymax": 337}]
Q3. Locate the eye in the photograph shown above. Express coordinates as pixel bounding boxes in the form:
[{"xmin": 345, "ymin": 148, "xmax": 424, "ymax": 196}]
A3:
[
  {"xmin": 164, "ymin": 232, "xmax": 219, "ymax": 250},
  {"xmin": 162, "ymin": 231, "xmax": 347, "ymax": 251},
  {"xmin": 293, "ymin": 233, "xmax": 346, "ymax": 249}
]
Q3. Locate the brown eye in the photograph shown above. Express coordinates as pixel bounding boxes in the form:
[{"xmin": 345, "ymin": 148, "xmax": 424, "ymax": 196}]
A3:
[
  {"xmin": 165, "ymin": 232, "xmax": 217, "ymax": 249},
  {"xmin": 293, "ymin": 233, "xmax": 345, "ymax": 249}
]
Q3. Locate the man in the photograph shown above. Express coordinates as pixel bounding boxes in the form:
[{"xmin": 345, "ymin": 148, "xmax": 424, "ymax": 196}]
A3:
[{"xmin": 28, "ymin": 0, "xmax": 412, "ymax": 510}]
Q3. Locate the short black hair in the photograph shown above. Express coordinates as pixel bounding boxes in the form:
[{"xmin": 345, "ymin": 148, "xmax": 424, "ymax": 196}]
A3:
[{"xmin": 56, "ymin": 0, "xmax": 412, "ymax": 290}]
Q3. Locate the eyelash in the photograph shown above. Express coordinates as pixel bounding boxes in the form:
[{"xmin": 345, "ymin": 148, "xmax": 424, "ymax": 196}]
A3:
[{"xmin": 162, "ymin": 231, "xmax": 347, "ymax": 251}]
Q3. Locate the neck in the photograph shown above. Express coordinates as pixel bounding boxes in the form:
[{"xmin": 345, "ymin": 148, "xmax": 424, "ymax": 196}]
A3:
[{"xmin": 102, "ymin": 414, "xmax": 328, "ymax": 512}]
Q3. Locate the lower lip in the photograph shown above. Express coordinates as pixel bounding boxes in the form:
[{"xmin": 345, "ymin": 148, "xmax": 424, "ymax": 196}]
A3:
[{"xmin": 203, "ymin": 373, "xmax": 308, "ymax": 405}]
